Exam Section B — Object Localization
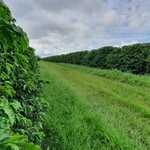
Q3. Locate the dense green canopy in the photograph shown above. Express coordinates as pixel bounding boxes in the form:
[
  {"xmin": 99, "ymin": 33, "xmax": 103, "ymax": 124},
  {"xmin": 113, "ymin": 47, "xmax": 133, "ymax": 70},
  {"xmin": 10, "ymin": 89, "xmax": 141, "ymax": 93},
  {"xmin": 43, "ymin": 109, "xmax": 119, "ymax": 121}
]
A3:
[
  {"xmin": 43, "ymin": 43, "xmax": 150, "ymax": 74},
  {"xmin": 0, "ymin": 1, "xmax": 48, "ymax": 149}
]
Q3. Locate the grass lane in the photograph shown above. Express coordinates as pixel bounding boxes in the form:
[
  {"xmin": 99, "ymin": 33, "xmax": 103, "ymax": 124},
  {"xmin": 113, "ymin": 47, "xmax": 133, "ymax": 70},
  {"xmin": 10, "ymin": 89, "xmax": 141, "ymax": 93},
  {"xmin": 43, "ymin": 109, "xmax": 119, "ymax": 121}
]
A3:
[
  {"xmin": 39, "ymin": 61, "xmax": 150, "ymax": 150},
  {"xmin": 50, "ymin": 63, "xmax": 150, "ymax": 116},
  {"xmin": 58, "ymin": 63, "xmax": 150, "ymax": 88}
]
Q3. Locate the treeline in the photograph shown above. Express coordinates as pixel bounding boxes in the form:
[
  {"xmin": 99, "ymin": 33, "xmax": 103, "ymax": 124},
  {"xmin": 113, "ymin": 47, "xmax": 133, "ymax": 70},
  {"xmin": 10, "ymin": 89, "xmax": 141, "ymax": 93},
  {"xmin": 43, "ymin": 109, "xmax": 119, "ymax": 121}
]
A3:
[
  {"xmin": 43, "ymin": 43, "xmax": 150, "ymax": 74},
  {"xmin": 0, "ymin": 1, "xmax": 48, "ymax": 149}
]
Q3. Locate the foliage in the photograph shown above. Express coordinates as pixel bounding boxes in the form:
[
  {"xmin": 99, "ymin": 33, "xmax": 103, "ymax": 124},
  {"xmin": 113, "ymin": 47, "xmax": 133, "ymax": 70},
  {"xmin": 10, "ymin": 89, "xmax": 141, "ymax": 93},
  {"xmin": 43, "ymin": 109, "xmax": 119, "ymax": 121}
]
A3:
[
  {"xmin": 36, "ymin": 56, "xmax": 42, "ymax": 61},
  {"xmin": 43, "ymin": 43, "xmax": 150, "ymax": 74},
  {"xmin": 0, "ymin": 1, "xmax": 48, "ymax": 149},
  {"xmin": 44, "ymin": 51, "xmax": 89, "ymax": 65}
]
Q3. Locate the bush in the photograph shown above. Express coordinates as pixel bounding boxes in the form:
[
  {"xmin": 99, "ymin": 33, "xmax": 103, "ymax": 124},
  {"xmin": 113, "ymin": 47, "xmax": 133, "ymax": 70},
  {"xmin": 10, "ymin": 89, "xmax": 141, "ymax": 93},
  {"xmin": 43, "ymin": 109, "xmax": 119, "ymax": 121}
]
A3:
[
  {"xmin": 43, "ymin": 44, "xmax": 150, "ymax": 74},
  {"xmin": 0, "ymin": 1, "xmax": 49, "ymax": 149}
]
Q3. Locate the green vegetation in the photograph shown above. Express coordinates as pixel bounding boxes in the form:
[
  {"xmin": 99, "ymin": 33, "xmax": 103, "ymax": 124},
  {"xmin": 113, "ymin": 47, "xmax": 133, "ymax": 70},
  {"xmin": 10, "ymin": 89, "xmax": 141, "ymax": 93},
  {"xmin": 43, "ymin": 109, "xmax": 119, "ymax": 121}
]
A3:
[
  {"xmin": 40, "ymin": 61, "xmax": 150, "ymax": 150},
  {"xmin": 0, "ymin": 1, "xmax": 48, "ymax": 149},
  {"xmin": 58, "ymin": 63, "xmax": 150, "ymax": 88},
  {"xmin": 43, "ymin": 43, "xmax": 150, "ymax": 74},
  {"xmin": 1, "ymin": 1, "xmax": 150, "ymax": 150}
]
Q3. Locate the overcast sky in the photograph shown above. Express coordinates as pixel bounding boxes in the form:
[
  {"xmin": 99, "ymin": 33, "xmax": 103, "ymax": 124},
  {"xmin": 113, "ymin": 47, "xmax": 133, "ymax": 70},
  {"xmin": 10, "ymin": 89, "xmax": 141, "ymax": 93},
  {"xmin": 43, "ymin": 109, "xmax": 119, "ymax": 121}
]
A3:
[{"xmin": 4, "ymin": 0, "xmax": 150, "ymax": 57}]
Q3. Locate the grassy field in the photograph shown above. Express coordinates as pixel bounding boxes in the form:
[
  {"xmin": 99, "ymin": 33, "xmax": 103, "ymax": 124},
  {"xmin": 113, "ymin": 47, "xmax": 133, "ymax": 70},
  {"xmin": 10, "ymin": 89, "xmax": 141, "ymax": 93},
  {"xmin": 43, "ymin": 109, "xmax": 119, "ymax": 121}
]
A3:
[{"xmin": 39, "ymin": 61, "xmax": 150, "ymax": 150}]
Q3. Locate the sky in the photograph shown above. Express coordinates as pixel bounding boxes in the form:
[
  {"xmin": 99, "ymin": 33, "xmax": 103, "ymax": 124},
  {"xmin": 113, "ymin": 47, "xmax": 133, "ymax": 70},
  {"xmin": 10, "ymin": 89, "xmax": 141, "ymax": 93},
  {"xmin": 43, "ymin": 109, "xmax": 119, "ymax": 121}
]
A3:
[{"xmin": 4, "ymin": 0, "xmax": 150, "ymax": 57}]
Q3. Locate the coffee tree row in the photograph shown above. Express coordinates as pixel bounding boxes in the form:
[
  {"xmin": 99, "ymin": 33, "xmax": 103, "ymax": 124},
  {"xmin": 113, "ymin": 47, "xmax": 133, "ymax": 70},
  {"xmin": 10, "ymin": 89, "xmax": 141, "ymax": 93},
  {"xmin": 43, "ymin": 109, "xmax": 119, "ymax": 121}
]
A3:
[
  {"xmin": 43, "ymin": 43, "xmax": 150, "ymax": 74},
  {"xmin": 0, "ymin": 1, "xmax": 49, "ymax": 149}
]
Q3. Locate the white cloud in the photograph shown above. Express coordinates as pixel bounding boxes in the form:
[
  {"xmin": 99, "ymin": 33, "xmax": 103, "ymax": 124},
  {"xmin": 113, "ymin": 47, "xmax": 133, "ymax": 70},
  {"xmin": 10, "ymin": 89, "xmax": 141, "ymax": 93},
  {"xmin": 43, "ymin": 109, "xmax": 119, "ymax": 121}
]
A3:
[
  {"xmin": 103, "ymin": 10, "xmax": 121, "ymax": 25},
  {"xmin": 114, "ymin": 40, "xmax": 138, "ymax": 47},
  {"xmin": 4, "ymin": 0, "xmax": 150, "ymax": 56}
]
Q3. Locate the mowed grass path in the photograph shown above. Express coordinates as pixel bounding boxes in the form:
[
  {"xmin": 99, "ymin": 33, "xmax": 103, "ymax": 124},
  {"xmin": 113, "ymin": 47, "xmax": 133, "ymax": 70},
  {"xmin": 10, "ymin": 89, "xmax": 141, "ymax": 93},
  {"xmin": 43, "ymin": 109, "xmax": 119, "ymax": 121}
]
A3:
[{"xmin": 39, "ymin": 61, "xmax": 150, "ymax": 150}]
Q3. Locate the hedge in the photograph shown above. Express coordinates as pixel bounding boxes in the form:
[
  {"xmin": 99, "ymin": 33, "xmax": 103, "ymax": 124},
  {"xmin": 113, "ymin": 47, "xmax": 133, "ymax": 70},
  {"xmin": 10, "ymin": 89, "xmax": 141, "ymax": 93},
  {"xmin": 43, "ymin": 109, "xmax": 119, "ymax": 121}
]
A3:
[
  {"xmin": 43, "ymin": 43, "xmax": 150, "ymax": 74},
  {"xmin": 0, "ymin": 1, "xmax": 49, "ymax": 149}
]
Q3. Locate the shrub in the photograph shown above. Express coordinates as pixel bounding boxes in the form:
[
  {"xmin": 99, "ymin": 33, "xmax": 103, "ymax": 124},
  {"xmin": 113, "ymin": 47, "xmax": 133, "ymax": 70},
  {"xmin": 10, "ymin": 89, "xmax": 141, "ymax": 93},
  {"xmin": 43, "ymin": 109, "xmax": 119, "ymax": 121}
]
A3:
[
  {"xmin": 43, "ymin": 44, "xmax": 150, "ymax": 74},
  {"xmin": 0, "ymin": 1, "xmax": 49, "ymax": 149}
]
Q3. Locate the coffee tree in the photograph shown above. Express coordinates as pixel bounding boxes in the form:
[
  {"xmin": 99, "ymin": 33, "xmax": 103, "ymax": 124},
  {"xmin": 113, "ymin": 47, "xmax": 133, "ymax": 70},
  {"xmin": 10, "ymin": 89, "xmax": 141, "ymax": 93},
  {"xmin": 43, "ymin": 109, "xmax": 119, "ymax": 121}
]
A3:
[{"xmin": 0, "ymin": 1, "xmax": 48, "ymax": 149}]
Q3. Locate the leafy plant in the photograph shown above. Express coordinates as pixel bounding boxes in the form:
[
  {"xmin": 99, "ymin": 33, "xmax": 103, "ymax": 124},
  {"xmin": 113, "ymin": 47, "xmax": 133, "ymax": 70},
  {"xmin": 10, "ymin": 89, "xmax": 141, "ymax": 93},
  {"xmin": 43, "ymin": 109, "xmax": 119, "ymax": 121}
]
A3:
[
  {"xmin": 43, "ymin": 43, "xmax": 150, "ymax": 74},
  {"xmin": 0, "ymin": 0, "xmax": 49, "ymax": 149}
]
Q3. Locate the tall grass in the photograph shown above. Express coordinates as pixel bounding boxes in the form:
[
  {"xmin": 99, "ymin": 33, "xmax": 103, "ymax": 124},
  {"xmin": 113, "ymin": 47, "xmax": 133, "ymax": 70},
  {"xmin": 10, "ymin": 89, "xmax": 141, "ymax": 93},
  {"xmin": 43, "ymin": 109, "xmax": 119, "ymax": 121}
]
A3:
[
  {"xmin": 59, "ymin": 63, "xmax": 150, "ymax": 88},
  {"xmin": 39, "ymin": 62, "xmax": 146, "ymax": 150}
]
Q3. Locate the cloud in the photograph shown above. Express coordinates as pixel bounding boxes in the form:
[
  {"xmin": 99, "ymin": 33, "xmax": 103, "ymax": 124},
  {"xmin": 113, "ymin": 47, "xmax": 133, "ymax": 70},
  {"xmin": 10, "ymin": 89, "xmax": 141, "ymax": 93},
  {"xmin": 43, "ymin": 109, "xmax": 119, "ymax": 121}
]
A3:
[
  {"xmin": 103, "ymin": 10, "xmax": 121, "ymax": 25},
  {"xmin": 114, "ymin": 40, "xmax": 138, "ymax": 47},
  {"xmin": 3, "ymin": 0, "xmax": 150, "ymax": 57}
]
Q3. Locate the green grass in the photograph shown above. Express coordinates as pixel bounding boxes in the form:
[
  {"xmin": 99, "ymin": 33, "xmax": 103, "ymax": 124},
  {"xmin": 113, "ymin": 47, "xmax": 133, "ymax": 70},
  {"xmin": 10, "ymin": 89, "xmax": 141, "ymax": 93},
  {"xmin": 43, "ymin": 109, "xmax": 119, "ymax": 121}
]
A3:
[
  {"xmin": 58, "ymin": 63, "xmax": 150, "ymax": 88},
  {"xmin": 39, "ymin": 61, "xmax": 150, "ymax": 150}
]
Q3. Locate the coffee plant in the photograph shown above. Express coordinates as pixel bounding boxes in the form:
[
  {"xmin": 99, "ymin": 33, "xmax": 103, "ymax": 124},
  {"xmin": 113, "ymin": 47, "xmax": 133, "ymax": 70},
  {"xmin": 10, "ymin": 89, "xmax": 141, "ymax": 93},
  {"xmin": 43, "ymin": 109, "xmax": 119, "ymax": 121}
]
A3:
[
  {"xmin": 0, "ymin": 1, "xmax": 49, "ymax": 149},
  {"xmin": 43, "ymin": 43, "xmax": 150, "ymax": 74}
]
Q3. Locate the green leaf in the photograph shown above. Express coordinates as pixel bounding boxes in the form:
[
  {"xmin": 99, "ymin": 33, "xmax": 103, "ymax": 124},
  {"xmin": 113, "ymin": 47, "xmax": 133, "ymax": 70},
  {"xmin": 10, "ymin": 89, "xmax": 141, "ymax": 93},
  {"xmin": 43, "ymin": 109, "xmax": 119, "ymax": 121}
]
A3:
[
  {"xmin": 20, "ymin": 35, "xmax": 28, "ymax": 50},
  {"xmin": 10, "ymin": 101, "xmax": 22, "ymax": 112},
  {"xmin": 5, "ymin": 134, "xmax": 41, "ymax": 150},
  {"xmin": 0, "ymin": 104, "xmax": 15, "ymax": 126},
  {"xmin": 0, "ymin": 129, "xmax": 12, "ymax": 142},
  {"xmin": 5, "ymin": 143, "xmax": 19, "ymax": 150},
  {"xmin": 0, "ymin": 117, "xmax": 10, "ymax": 129},
  {"xmin": 6, "ymin": 63, "xmax": 13, "ymax": 74},
  {"xmin": 17, "ymin": 142, "xmax": 41, "ymax": 150},
  {"xmin": 12, "ymin": 24, "xmax": 29, "ymax": 50},
  {"xmin": 4, "ymin": 134, "xmax": 26, "ymax": 143}
]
